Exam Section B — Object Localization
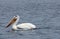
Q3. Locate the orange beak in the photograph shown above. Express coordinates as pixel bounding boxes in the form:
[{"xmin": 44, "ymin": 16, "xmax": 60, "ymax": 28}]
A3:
[{"xmin": 5, "ymin": 16, "xmax": 17, "ymax": 28}]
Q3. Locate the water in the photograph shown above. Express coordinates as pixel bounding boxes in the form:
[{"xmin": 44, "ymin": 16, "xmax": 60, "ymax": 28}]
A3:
[{"xmin": 0, "ymin": 0, "xmax": 60, "ymax": 39}]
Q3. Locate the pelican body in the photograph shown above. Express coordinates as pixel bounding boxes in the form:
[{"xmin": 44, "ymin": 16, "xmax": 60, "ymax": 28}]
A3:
[{"xmin": 6, "ymin": 15, "xmax": 36, "ymax": 31}]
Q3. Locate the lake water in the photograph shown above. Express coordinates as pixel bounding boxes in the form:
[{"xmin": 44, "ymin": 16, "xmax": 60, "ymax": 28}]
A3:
[{"xmin": 0, "ymin": 0, "xmax": 60, "ymax": 39}]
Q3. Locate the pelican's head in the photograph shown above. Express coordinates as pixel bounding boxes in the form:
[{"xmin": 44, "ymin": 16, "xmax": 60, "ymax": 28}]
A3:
[{"xmin": 5, "ymin": 15, "xmax": 20, "ymax": 28}]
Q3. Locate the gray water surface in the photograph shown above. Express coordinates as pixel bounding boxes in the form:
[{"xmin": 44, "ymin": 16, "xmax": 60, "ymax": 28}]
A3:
[{"xmin": 0, "ymin": 0, "xmax": 60, "ymax": 39}]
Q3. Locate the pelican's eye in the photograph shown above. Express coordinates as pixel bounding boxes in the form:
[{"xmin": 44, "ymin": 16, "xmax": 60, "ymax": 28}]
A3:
[
  {"xmin": 15, "ymin": 16, "xmax": 17, "ymax": 17},
  {"xmin": 15, "ymin": 16, "xmax": 17, "ymax": 18}
]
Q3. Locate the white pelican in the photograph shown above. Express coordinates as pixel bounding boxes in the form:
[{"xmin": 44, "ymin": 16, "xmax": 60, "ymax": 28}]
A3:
[{"xmin": 5, "ymin": 15, "xmax": 36, "ymax": 31}]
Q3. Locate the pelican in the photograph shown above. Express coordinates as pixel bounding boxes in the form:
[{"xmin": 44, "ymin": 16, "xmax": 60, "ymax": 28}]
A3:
[{"xmin": 5, "ymin": 15, "xmax": 36, "ymax": 31}]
